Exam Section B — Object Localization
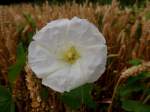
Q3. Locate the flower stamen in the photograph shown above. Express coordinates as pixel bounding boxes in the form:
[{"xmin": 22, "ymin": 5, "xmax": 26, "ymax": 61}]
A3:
[{"xmin": 62, "ymin": 46, "xmax": 80, "ymax": 64}]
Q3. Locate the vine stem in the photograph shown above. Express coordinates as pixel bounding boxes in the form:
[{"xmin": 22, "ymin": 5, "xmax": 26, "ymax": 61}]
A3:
[
  {"xmin": 107, "ymin": 77, "xmax": 122, "ymax": 112},
  {"xmin": 81, "ymin": 87, "xmax": 84, "ymax": 112},
  {"xmin": 143, "ymin": 95, "xmax": 150, "ymax": 104}
]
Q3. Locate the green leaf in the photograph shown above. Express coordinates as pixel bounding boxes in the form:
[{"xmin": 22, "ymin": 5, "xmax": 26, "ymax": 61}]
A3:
[
  {"xmin": 23, "ymin": 13, "xmax": 36, "ymax": 29},
  {"xmin": 8, "ymin": 42, "xmax": 26, "ymax": 83},
  {"xmin": 128, "ymin": 58, "xmax": 142, "ymax": 66},
  {"xmin": 80, "ymin": 84, "xmax": 97, "ymax": 109},
  {"xmin": 0, "ymin": 85, "xmax": 11, "ymax": 102},
  {"xmin": 61, "ymin": 91, "xmax": 81, "ymax": 109},
  {"xmin": 27, "ymin": 31, "xmax": 34, "ymax": 43},
  {"xmin": 126, "ymin": 71, "xmax": 150, "ymax": 85},
  {"xmin": 119, "ymin": 84, "xmax": 144, "ymax": 97},
  {"xmin": 118, "ymin": 72, "xmax": 150, "ymax": 97},
  {"xmin": 0, "ymin": 85, "xmax": 15, "ymax": 112},
  {"xmin": 60, "ymin": 84, "xmax": 96, "ymax": 110},
  {"xmin": 16, "ymin": 24, "xmax": 25, "ymax": 34},
  {"xmin": 144, "ymin": 88, "xmax": 150, "ymax": 95},
  {"xmin": 10, "ymin": 100, "xmax": 15, "ymax": 112},
  {"xmin": 141, "ymin": 71, "xmax": 150, "ymax": 78},
  {"xmin": 121, "ymin": 99, "xmax": 150, "ymax": 112},
  {"xmin": 40, "ymin": 87, "xmax": 49, "ymax": 101}
]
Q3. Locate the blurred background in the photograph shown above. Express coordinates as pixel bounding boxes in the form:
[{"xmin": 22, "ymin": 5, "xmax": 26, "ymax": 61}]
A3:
[{"xmin": 0, "ymin": 0, "xmax": 148, "ymax": 7}]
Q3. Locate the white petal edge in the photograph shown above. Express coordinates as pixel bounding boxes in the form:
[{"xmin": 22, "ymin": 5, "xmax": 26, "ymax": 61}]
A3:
[
  {"xmin": 42, "ymin": 66, "xmax": 70, "ymax": 93},
  {"xmin": 33, "ymin": 19, "xmax": 69, "ymax": 40},
  {"xmin": 66, "ymin": 17, "xmax": 106, "ymax": 47},
  {"xmin": 28, "ymin": 41, "xmax": 66, "ymax": 79}
]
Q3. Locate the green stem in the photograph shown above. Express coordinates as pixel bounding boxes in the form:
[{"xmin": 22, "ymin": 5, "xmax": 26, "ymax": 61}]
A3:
[{"xmin": 143, "ymin": 95, "xmax": 150, "ymax": 104}]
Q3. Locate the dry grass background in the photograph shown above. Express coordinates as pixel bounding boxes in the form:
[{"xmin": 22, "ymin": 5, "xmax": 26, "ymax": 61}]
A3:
[{"xmin": 0, "ymin": 0, "xmax": 150, "ymax": 112}]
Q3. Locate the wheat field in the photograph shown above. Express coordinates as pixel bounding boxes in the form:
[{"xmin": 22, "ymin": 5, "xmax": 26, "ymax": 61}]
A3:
[{"xmin": 0, "ymin": 1, "xmax": 150, "ymax": 112}]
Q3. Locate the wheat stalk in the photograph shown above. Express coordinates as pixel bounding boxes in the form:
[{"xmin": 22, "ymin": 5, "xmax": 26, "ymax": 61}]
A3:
[{"xmin": 108, "ymin": 61, "xmax": 150, "ymax": 112}]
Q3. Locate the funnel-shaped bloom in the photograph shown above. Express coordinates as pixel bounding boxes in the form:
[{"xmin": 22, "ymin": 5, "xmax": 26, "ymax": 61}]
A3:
[{"xmin": 28, "ymin": 17, "xmax": 107, "ymax": 93}]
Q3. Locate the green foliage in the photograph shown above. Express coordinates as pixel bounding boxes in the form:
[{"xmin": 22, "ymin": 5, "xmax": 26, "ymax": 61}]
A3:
[
  {"xmin": 128, "ymin": 58, "xmax": 142, "ymax": 66},
  {"xmin": 122, "ymin": 99, "xmax": 150, "ymax": 112},
  {"xmin": 12, "ymin": 14, "xmax": 36, "ymax": 81},
  {"xmin": 22, "ymin": 13, "xmax": 36, "ymax": 46},
  {"xmin": 23, "ymin": 13, "xmax": 36, "ymax": 30},
  {"xmin": 118, "ymin": 71, "xmax": 150, "ymax": 112},
  {"xmin": 0, "ymin": 85, "xmax": 15, "ymax": 112},
  {"xmin": 1, "ymin": 12, "xmax": 35, "ymax": 112},
  {"xmin": 40, "ymin": 87, "xmax": 49, "ymax": 101},
  {"xmin": 60, "ymin": 84, "xmax": 96, "ymax": 110},
  {"xmin": 8, "ymin": 42, "xmax": 26, "ymax": 83},
  {"xmin": 27, "ymin": 31, "xmax": 34, "ymax": 44}
]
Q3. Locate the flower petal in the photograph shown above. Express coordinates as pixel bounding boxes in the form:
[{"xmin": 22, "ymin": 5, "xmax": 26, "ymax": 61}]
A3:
[
  {"xmin": 42, "ymin": 66, "xmax": 70, "ymax": 93},
  {"xmin": 28, "ymin": 17, "xmax": 107, "ymax": 93},
  {"xmin": 28, "ymin": 41, "xmax": 65, "ymax": 79},
  {"xmin": 32, "ymin": 19, "xmax": 69, "ymax": 54},
  {"xmin": 33, "ymin": 19, "xmax": 69, "ymax": 40},
  {"xmin": 42, "ymin": 61, "xmax": 85, "ymax": 92},
  {"xmin": 67, "ymin": 17, "xmax": 106, "ymax": 47},
  {"xmin": 65, "ymin": 61, "xmax": 84, "ymax": 92},
  {"xmin": 79, "ymin": 44, "xmax": 107, "ymax": 82}
]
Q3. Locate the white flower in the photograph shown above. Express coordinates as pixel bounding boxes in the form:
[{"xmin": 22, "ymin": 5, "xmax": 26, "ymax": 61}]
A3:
[{"xmin": 28, "ymin": 17, "xmax": 107, "ymax": 93}]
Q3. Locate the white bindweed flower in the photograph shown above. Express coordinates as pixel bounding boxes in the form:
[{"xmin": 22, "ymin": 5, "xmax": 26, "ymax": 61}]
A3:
[{"xmin": 28, "ymin": 17, "xmax": 107, "ymax": 93}]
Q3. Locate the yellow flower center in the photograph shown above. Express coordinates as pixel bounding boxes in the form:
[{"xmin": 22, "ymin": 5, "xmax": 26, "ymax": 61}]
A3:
[{"xmin": 62, "ymin": 46, "xmax": 80, "ymax": 64}]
